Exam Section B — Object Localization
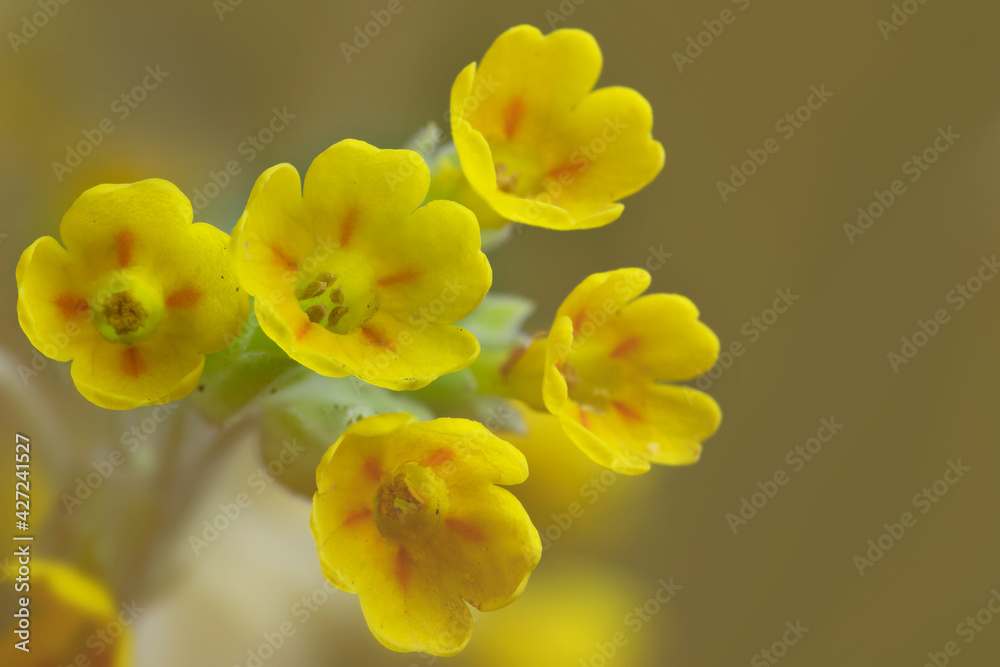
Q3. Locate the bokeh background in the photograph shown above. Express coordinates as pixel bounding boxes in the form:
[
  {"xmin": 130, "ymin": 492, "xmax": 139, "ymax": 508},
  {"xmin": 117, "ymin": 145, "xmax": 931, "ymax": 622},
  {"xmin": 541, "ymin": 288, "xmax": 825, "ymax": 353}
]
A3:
[{"xmin": 3, "ymin": 0, "xmax": 1000, "ymax": 665}]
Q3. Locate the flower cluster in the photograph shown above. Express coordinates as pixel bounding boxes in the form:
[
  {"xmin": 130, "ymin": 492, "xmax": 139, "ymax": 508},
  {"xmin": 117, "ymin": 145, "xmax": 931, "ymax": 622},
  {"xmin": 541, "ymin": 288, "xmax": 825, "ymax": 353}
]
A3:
[{"xmin": 14, "ymin": 24, "xmax": 720, "ymax": 657}]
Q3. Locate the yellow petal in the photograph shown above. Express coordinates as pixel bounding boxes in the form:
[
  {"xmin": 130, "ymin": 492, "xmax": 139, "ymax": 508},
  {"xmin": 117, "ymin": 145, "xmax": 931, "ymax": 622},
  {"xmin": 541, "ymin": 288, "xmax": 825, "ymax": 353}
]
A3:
[
  {"xmin": 402, "ymin": 418, "xmax": 530, "ymax": 487},
  {"xmin": 498, "ymin": 338, "xmax": 547, "ymax": 411},
  {"xmin": 542, "ymin": 315, "xmax": 575, "ymax": 415},
  {"xmin": 559, "ymin": 381, "xmax": 721, "ymax": 472},
  {"xmin": 555, "ymin": 267, "xmax": 650, "ymax": 326},
  {"xmin": 231, "ymin": 163, "xmax": 311, "ymax": 299},
  {"xmin": 302, "ymin": 139, "xmax": 430, "ymax": 247},
  {"xmin": 16, "ymin": 236, "xmax": 99, "ymax": 361},
  {"xmin": 158, "ymin": 222, "xmax": 249, "ymax": 354},
  {"xmin": 59, "ymin": 179, "xmax": 193, "ymax": 276},
  {"xmin": 430, "ymin": 483, "xmax": 541, "ymax": 612},
  {"xmin": 609, "ymin": 293, "xmax": 720, "ymax": 381},
  {"xmin": 357, "ymin": 543, "xmax": 473, "ymax": 656},
  {"xmin": 69, "ymin": 337, "xmax": 204, "ymax": 409},
  {"xmin": 371, "ymin": 199, "xmax": 492, "ymax": 325}
]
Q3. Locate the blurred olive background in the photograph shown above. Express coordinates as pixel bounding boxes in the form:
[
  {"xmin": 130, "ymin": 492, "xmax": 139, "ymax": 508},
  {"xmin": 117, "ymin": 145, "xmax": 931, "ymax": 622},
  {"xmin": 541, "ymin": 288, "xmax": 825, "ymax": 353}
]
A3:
[{"xmin": 3, "ymin": 0, "xmax": 1000, "ymax": 665}]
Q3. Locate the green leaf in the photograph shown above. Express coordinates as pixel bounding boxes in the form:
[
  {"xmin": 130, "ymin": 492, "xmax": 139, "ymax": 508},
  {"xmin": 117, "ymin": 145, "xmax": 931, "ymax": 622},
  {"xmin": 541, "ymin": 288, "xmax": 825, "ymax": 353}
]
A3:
[
  {"xmin": 258, "ymin": 375, "xmax": 433, "ymax": 498},
  {"xmin": 188, "ymin": 306, "xmax": 302, "ymax": 424}
]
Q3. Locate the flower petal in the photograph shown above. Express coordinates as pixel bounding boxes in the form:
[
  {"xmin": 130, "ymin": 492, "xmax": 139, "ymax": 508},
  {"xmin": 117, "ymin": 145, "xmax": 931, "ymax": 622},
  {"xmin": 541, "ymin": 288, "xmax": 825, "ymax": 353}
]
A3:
[
  {"xmin": 158, "ymin": 222, "xmax": 249, "ymax": 354},
  {"xmin": 302, "ymin": 139, "xmax": 430, "ymax": 248},
  {"xmin": 16, "ymin": 236, "xmax": 99, "ymax": 361},
  {"xmin": 611, "ymin": 293, "xmax": 720, "ymax": 382},
  {"xmin": 69, "ymin": 337, "xmax": 204, "ymax": 409},
  {"xmin": 358, "ymin": 545, "xmax": 473, "ymax": 656},
  {"xmin": 555, "ymin": 267, "xmax": 650, "ymax": 327},
  {"xmin": 59, "ymin": 179, "xmax": 193, "ymax": 276},
  {"xmin": 431, "ymin": 484, "xmax": 541, "ymax": 612},
  {"xmin": 231, "ymin": 163, "xmax": 311, "ymax": 299},
  {"xmin": 372, "ymin": 199, "xmax": 492, "ymax": 324}
]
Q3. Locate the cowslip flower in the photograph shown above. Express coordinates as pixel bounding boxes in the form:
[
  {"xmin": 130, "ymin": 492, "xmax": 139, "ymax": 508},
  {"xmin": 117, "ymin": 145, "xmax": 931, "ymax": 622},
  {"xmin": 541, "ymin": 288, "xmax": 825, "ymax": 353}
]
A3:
[
  {"xmin": 231, "ymin": 139, "xmax": 492, "ymax": 391},
  {"xmin": 310, "ymin": 413, "xmax": 541, "ymax": 655},
  {"xmin": 504, "ymin": 268, "xmax": 721, "ymax": 474},
  {"xmin": 449, "ymin": 25, "xmax": 664, "ymax": 230},
  {"xmin": 1, "ymin": 559, "xmax": 131, "ymax": 666},
  {"xmin": 15, "ymin": 179, "xmax": 249, "ymax": 409}
]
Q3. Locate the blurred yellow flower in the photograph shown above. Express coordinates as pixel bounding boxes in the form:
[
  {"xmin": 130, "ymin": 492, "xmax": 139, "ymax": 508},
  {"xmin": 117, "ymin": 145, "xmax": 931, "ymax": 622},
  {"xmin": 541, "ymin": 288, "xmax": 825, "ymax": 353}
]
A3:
[
  {"xmin": 1, "ymin": 560, "xmax": 132, "ymax": 666},
  {"xmin": 310, "ymin": 413, "xmax": 541, "ymax": 656},
  {"xmin": 449, "ymin": 25, "xmax": 664, "ymax": 230},
  {"xmin": 232, "ymin": 139, "xmax": 492, "ymax": 391},
  {"xmin": 459, "ymin": 560, "xmax": 653, "ymax": 667},
  {"xmin": 505, "ymin": 268, "xmax": 721, "ymax": 474},
  {"xmin": 15, "ymin": 179, "xmax": 249, "ymax": 409}
]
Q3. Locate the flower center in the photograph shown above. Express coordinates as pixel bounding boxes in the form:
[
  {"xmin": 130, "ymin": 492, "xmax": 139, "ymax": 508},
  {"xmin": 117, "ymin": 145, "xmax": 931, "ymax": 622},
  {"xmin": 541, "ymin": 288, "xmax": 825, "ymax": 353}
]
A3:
[
  {"xmin": 373, "ymin": 463, "xmax": 448, "ymax": 542},
  {"xmin": 92, "ymin": 269, "xmax": 164, "ymax": 345},
  {"xmin": 296, "ymin": 251, "xmax": 377, "ymax": 335},
  {"xmin": 560, "ymin": 348, "xmax": 624, "ymax": 413}
]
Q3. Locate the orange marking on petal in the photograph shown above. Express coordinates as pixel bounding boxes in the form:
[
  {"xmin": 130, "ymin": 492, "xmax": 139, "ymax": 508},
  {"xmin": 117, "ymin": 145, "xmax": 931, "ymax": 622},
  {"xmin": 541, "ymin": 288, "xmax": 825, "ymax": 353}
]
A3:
[
  {"xmin": 343, "ymin": 508, "xmax": 372, "ymax": 527},
  {"xmin": 446, "ymin": 517, "xmax": 485, "ymax": 542},
  {"xmin": 54, "ymin": 294, "xmax": 88, "ymax": 320},
  {"xmin": 361, "ymin": 326, "xmax": 393, "ymax": 350},
  {"xmin": 610, "ymin": 336, "xmax": 641, "ymax": 358},
  {"xmin": 269, "ymin": 244, "xmax": 298, "ymax": 272},
  {"xmin": 114, "ymin": 229, "xmax": 134, "ymax": 268},
  {"xmin": 121, "ymin": 347, "xmax": 146, "ymax": 378},
  {"xmin": 425, "ymin": 447, "xmax": 454, "ymax": 468},
  {"xmin": 295, "ymin": 321, "xmax": 312, "ymax": 340},
  {"xmin": 547, "ymin": 159, "xmax": 588, "ymax": 181},
  {"xmin": 503, "ymin": 96, "xmax": 525, "ymax": 140},
  {"xmin": 339, "ymin": 208, "xmax": 359, "ymax": 247},
  {"xmin": 363, "ymin": 456, "xmax": 382, "ymax": 482},
  {"xmin": 377, "ymin": 269, "xmax": 420, "ymax": 287},
  {"xmin": 572, "ymin": 311, "xmax": 586, "ymax": 336},
  {"xmin": 579, "ymin": 407, "xmax": 591, "ymax": 430},
  {"xmin": 394, "ymin": 546, "xmax": 411, "ymax": 590},
  {"xmin": 613, "ymin": 401, "xmax": 643, "ymax": 422},
  {"xmin": 165, "ymin": 285, "xmax": 202, "ymax": 309}
]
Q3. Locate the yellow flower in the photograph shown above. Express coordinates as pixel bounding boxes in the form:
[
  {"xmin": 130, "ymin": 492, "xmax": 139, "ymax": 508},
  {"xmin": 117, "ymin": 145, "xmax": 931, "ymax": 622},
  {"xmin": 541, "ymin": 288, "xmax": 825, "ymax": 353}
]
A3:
[
  {"xmin": 15, "ymin": 179, "xmax": 249, "ymax": 410},
  {"xmin": 460, "ymin": 560, "xmax": 654, "ymax": 667},
  {"xmin": 310, "ymin": 413, "xmax": 541, "ymax": 656},
  {"xmin": 449, "ymin": 25, "xmax": 664, "ymax": 230},
  {"xmin": 1, "ymin": 560, "xmax": 131, "ymax": 666},
  {"xmin": 504, "ymin": 268, "xmax": 721, "ymax": 474},
  {"xmin": 232, "ymin": 139, "xmax": 492, "ymax": 391}
]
